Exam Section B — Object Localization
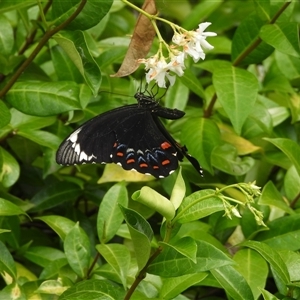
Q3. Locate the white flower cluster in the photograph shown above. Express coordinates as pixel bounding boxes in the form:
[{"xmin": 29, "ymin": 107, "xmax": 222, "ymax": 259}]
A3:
[{"xmin": 138, "ymin": 22, "xmax": 217, "ymax": 88}]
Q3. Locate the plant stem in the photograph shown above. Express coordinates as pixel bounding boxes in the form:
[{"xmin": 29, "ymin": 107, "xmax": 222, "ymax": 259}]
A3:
[{"xmin": 0, "ymin": 0, "xmax": 87, "ymax": 99}]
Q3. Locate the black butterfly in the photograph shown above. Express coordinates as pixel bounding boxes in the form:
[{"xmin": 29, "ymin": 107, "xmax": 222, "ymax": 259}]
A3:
[{"xmin": 56, "ymin": 91, "xmax": 203, "ymax": 178}]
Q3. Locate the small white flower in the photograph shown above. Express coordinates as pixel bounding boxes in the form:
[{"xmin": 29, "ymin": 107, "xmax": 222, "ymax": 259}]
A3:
[
  {"xmin": 144, "ymin": 58, "xmax": 175, "ymax": 88},
  {"xmin": 183, "ymin": 41, "xmax": 205, "ymax": 62},
  {"xmin": 168, "ymin": 52, "xmax": 185, "ymax": 76},
  {"xmin": 182, "ymin": 22, "xmax": 217, "ymax": 62},
  {"xmin": 172, "ymin": 32, "xmax": 186, "ymax": 46}
]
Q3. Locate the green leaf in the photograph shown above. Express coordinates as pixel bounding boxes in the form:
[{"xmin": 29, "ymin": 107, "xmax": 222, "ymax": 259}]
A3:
[
  {"xmin": 256, "ymin": 215, "xmax": 300, "ymax": 251},
  {"xmin": 24, "ymin": 246, "xmax": 66, "ymax": 268},
  {"xmin": 231, "ymin": 13, "xmax": 274, "ymax": 65},
  {"xmin": 160, "ymin": 236, "xmax": 197, "ymax": 263},
  {"xmin": 0, "ymin": 146, "xmax": 20, "ymax": 188},
  {"xmin": 165, "ymin": 80, "xmax": 189, "ymax": 112},
  {"xmin": 275, "ymin": 51, "xmax": 300, "ymax": 81},
  {"xmin": 59, "ymin": 279, "xmax": 124, "ymax": 300},
  {"xmin": 64, "ymin": 223, "xmax": 91, "ymax": 278},
  {"xmin": 284, "ymin": 166, "xmax": 300, "ymax": 201},
  {"xmin": 0, "ymin": 240, "xmax": 17, "ymax": 281},
  {"xmin": 259, "ymin": 180, "xmax": 294, "ymax": 214},
  {"xmin": 0, "ymin": 101, "xmax": 11, "ymax": 129},
  {"xmin": 97, "ymin": 182, "xmax": 128, "ymax": 244},
  {"xmin": 0, "ymin": 15, "xmax": 14, "ymax": 55},
  {"xmin": 213, "ymin": 65, "xmax": 259, "ymax": 134},
  {"xmin": 132, "ymin": 186, "xmax": 175, "ymax": 220},
  {"xmin": 260, "ymin": 23, "xmax": 300, "ymax": 58},
  {"xmin": 96, "ymin": 244, "xmax": 130, "ymax": 289},
  {"xmin": 253, "ymin": 0, "xmax": 270, "ymax": 20},
  {"xmin": 54, "ymin": 31, "xmax": 101, "ymax": 95},
  {"xmin": 52, "ymin": 0, "xmax": 113, "ymax": 31},
  {"xmin": 148, "ymin": 240, "xmax": 233, "ymax": 277},
  {"xmin": 211, "ymin": 265, "xmax": 254, "ymax": 300},
  {"xmin": 242, "ymin": 241, "xmax": 290, "ymax": 285},
  {"xmin": 4, "ymin": 81, "xmax": 83, "ymax": 116},
  {"xmin": 17, "ymin": 130, "xmax": 61, "ymax": 149},
  {"xmin": 120, "ymin": 206, "xmax": 153, "ymax": 271},
  {"xmin": 176, "ymin": 189, "xmax": 224, "ymax": 223},
  {"xmin": 51, "ymin": 44, "xmax": 83, "ymax": 83},
  {"xmin": 264, "ymin": 138, "xmax": 300, "ymax": 176},
  {"xmin": 29, "ymin": 182, "xmax": 81, "ymax": 212},
  {"xmin": 35, "ymin": 215, "xmax": 76, "ymax": 241},
  {"xmin": 10, "ymin": 108, "xmax": 56, "ymax": 131},
  {"xmin": 212, "ymin": 144, "xmax": 255, "ymax": 175},
  {"xmin": 260, "ymin": 289, "xmax": 280, "ymax": 300},
  {"xmin": 181, "ymin": 118, "xmax": 221, "ymax": 173},
  {"xmin": 180, "ymin": 68, "xmax": 206, "ymax": 99},
  {"xmin": 160, "ymin": 273, "xmax": 208, "ymax": 299},
  {"xmin": 233, "ymin": 249, "xmax": 268, "ymax": 299},
  {"xmin": 0, "ymin": 198, "xmax": 27, "ymax": 217},
  {"xmin": 170, "ymin": 168, "xmax": 186, "ymax": 210}
]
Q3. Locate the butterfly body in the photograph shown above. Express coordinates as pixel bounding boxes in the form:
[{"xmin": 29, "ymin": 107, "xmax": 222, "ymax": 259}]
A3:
[{"xmin": 56, "ymin": 92, "xmax": 203, "ymax": 178}]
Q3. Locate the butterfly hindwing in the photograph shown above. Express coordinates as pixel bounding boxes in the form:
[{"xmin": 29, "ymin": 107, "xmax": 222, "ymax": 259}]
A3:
[{"xmin": 111, "ymin": 111, "xmax": 179, "ymax": 178}]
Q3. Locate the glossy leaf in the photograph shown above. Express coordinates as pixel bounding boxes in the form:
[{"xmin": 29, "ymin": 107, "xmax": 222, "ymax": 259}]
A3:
[
  {"xmin": 176, "ymin": 189, "xmax": 223, "ymax": 223},
  {"xmin": 96, "ymin": 244, "xmax": 130, "ymax": 289},
  {"xmin": 0, "ymin": 240, "xmax": 17, "ymax": 281},
  {"xmin": 0, "ymin": 146, "xmax": 20, "ymax": 188},
  {"xmin": 212, "ymin": 144, "xmax": 255, "ymax": 175},
  {"xmin": 120, "ymin": 205, "xmax": 153, "ymax": 271},
  {"xmin": 181, "ymin": 118, "xmax": 221, "ymax": 173},
  {"xmin": 211, "ymin": 265, "xmax": 254, "ymax": 300},
  {"xmin": 4, "ymin": 82, "xmax": 82, "ymax": 116},
  {"xmin": 0, "ymin": 15, "xmax": 13, "ymax": 55},
  {"xmin": 97, "ymin": 182, "xmax": 128, "ymax": 244},
  {"xmin": 259, "ymin": 181, "xmax": 294, "ymax": 215},
  {"xmin": 160, "ymin": 236, "xmax": 197, "ymax": 263},
  {"xmin": 0, "ymin": 101, "xmax": 10, "ymax": 129},
  {"xmin": 64, "ymin": 223, "xmax": 91, "ymax": 278},
  {"xmin": 260, "ymin": 23, "xmax": 300, "ymax": 58},
  {"xmin": 36, "ymin": 216, "xmax": 76, "ymax": 241},
  {"xmin": 30, "ymin": 182, "xmax": 81, "ymax": 212},
  {"xmin": 54, "ymin": 31, "xmax": 101, "ymax": 95},
  {"xmin": 148, "ymin": 240, "xmax": 233, "ymax": 277},
  {"xmin": 160, "ymin": 273, "xmax": 208, "ymax": 299},
  {"xmin": 255, "ymin": 215, "xmax": 300, "ymax": 251},
  {"xmin": 0, "ymin": 198, "xmax": 27, "ymax": 217},
  {"xmin": 170, "ymin": 168, "xmax": 186, "ymax": 210},
  {"xmin": 233, "ymin": 249, "xmax": 268, "ymax": 299},
  {"xmin": 213, "ymin": 65, "xmax": 259, "ymax": 134},
  {"xmin": 242, "ymin": 241, "xmax": 290, "ymax": 285},
  {"xmin": 59, "ymin": 279, "xmax": 125, "ymax": 300},
  {"xmin": 265, "ymin": 138, "xmax": 300, "ymax": 176},
  {"xmin": 52, "ymin": 0, "xmax": 113, "ymax": 31}
]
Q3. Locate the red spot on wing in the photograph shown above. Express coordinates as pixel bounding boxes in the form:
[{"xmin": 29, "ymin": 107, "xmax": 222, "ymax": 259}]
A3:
[
  {"xmin": 161, "ymin": 142, "xmax": 172, "ymax": 149},
  {"xmin": 139, "ymin": 163, "xmax": 148, "ymax": 168},
  {"xmin": 113, "ymin": 142, "xmax": 117, "ymax": 147},
  {"xmin": 153, "ymin": 166, "xmax": 159, "ymax": 169},
  {"xmin": 162, "ymin": 159, "xmax": 170, "ymax": 165},
  {"xmin": 117, "ymin": 152, "xmax": 124, "ymax": 157},
  {"xmin": 127, "ymin": 159, "xmax": 135, "ymax": 164}
]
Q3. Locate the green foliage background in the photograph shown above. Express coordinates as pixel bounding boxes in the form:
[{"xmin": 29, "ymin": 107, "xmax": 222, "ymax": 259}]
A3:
[{"xmin": 0, "ymin": 0, "xmax": 300, "ymax": 299}]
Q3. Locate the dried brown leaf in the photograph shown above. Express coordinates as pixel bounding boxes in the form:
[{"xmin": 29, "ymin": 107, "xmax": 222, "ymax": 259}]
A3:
[{"xmin": 111, "ymin": 0, "xmax": 157, "ymax": 78}]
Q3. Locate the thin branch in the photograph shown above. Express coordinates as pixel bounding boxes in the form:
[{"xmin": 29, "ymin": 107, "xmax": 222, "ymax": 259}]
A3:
[
  {"xmin": 0, "ymin": 0, "xmax": 87, "ymax": 99},
  {"xmin": 18, "ymin": 0, "xmax": 53, "ymax": 55}
]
